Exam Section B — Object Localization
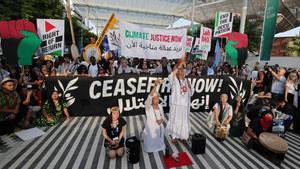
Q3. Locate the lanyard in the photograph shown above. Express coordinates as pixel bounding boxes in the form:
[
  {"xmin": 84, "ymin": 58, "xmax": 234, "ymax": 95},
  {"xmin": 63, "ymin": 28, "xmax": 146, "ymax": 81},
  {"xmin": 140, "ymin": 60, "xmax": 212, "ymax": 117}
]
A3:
[{"xmin": 153, "ymin": 108, "xmax": 163, "ymax": 137}]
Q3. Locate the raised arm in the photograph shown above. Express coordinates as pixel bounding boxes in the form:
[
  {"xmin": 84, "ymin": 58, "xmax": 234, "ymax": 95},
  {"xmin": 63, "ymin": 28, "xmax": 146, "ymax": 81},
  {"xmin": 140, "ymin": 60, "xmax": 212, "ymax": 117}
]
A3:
[{"xmin": 145, "ymin": 80, "xmax": 159, "ymax": 110}]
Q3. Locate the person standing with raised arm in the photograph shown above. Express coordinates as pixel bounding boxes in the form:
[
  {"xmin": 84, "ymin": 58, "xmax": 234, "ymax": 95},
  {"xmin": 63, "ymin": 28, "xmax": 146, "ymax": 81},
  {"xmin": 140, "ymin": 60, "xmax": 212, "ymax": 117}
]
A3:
[
  {"xmin": 143, "ymin": 79, "xmax": 165, "ymax": 153},
  {"xmin": 166, "ymin": 62, "xmax": 194, "ymax": 144}
]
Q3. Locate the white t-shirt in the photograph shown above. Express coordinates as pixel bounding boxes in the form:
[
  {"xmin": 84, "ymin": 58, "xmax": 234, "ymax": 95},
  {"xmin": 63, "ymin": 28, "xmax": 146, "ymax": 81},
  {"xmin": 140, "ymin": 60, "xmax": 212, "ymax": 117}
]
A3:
[
  {"xmin": 207, "ymin": 67, "xmax": 215, "ymax": 75},
  {"xmin": 213, "ymin": 103, "xmax": 233, "ymax": 117},
  {"xmin": 251, "ymin": 70, "xmax": 258, "ymax": 80},
  {"xmin": 88, "ymin": 64, "xmax": 99, "ymax": 77},
  {"xmin": 286, "ymin": 82, "xmax": 296, "ymax": 94}
]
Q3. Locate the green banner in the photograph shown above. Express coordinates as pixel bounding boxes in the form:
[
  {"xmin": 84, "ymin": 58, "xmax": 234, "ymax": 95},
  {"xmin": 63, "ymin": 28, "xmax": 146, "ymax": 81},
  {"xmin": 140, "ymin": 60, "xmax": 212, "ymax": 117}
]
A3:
[{"xmin": 259, "ymin": 0, "xmax": 279, "ymax": 61}]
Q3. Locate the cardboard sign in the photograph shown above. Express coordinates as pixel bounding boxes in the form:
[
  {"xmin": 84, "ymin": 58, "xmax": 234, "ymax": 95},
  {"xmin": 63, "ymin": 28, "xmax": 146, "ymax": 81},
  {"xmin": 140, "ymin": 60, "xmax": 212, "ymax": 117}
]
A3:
[
  {"xmin": 214, "ymin": 11, "xmax": 233, "ymax": 37},
  {"xmin": 196, "ymin": 27, "xmax": 212, "ymax": 60},
  {"xmin": 37, "ymin": 19, "xmax": 65, "ymax": 56}
]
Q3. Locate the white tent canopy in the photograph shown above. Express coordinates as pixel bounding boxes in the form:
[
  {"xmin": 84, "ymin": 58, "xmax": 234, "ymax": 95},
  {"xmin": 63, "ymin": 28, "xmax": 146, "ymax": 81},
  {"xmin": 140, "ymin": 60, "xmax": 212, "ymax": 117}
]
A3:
[
  {"xmin": 71, "ymin": 0, "xmax": 300, "ymax": 33},
  {"xmin": 275, "ymin": 26, "xmax": 300, "ymax": 37}
]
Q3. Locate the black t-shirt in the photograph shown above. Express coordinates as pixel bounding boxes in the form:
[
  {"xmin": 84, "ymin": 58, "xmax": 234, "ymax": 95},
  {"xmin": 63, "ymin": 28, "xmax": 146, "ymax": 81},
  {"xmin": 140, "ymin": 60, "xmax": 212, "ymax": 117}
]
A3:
[{"xmin": 102, "ymin": 117, "xmax": 126, "ymax": 149}]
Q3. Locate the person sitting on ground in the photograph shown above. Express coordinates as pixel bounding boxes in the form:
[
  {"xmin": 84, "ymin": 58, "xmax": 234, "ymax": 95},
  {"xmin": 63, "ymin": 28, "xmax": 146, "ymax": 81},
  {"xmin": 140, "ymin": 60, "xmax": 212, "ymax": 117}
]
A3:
[
  {"xmin": 43, "ymin": 55, "xmax": 56, "ymax": 76},
  {"xmin": 143, "ymin": 80, "xmax": 165, "ymax": 153},
  {"xmin": 270, "ymin": 102, "xmax": 293, "ymax": 137},
  {"xmin": 0, "ymin": 78, "xmax": 21, "ymax": 134},
  {"xmin": 56, "ymin": 54, "xmax": 75, "ymax": 76},
  {"xmin": 243, "ymin": 113, "xmax": 273, "ymax": 150},
  {"xmin": 247, "ymin": 89, "xmax": 272, "ymax": 120},
  {"xmin": 34, "ymin": 91, "xmax": 71, "ymax": 126},
  {"xmin": 211, "ymin": 94, "xmax": 233, "ymax": 139},
  {"xmin": 76, "ymin": 64, "xmax": 88, "ymax": 76},
  {"xmin": 230, "ymin": 96, "xmax": 246, "ymax": 137},
  {"xmin": 102, "ymin": 107, "xmax": 126, "ymax": 159},
  {"xmin": 0, "ymin": 61, "xmax": 10, "ymax": 82}
]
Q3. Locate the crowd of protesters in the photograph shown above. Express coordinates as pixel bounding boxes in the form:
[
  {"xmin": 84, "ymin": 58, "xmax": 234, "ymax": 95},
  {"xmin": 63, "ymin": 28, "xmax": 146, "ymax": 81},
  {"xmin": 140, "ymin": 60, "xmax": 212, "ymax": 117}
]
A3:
[{"xmin": 0, "ymin": 53, "xmax": 299, "ymax": 146}]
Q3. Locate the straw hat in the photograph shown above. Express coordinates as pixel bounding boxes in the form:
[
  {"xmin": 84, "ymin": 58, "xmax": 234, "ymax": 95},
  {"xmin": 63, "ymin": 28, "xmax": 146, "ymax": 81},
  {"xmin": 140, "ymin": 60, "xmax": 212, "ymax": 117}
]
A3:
[{"xmin": 0, "ymin": 77, "xmax": 18, "ymax": 89}]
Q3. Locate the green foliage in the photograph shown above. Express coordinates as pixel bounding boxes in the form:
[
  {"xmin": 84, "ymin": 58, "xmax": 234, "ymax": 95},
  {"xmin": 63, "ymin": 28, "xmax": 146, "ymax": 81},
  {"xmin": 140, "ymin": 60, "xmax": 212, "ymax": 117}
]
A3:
[
  {"xmin": 287, "ymin": 37, "xmax": 300, "ymax": 57},
  {"xmin": 65, "ymin": 17, "xmax": 97, "ymax": 47},
  {"xmin": 202, "ymin": 17, "xmax": 262, "ymax": 52},
  {"xmin": 0, "ymin": 0, "xmax": 98, "ymax": 52},
  {"xmin": 0, "ymin": 0, "xmax": 64, "ymax": 22}
]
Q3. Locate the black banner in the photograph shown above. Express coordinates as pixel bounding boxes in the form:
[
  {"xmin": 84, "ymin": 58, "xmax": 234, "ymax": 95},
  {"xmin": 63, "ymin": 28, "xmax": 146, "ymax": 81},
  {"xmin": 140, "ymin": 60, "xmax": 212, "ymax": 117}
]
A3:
[{"xmin": 45, "ymin": 75, "xmax": 251, "ymax": 116}]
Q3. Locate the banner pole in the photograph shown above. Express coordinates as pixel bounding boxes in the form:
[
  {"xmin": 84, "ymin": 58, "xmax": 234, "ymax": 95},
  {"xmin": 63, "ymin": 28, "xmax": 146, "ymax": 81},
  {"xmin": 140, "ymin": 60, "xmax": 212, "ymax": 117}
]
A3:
[{"xmin": 95, "ymin": 14, "xmax": 116, "ymax": 47}]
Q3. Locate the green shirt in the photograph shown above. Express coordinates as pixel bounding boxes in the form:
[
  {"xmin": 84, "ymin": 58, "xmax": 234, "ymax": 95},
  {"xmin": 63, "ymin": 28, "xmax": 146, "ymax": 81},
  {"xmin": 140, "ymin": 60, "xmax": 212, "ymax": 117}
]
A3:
[{"xmin": 0, "ymin": 90, "xmax": 21, "ymax": 121}]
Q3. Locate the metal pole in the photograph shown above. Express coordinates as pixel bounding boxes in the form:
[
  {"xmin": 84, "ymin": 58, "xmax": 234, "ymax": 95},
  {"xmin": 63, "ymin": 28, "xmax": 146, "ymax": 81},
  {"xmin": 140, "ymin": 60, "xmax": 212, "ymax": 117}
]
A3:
[
  {"xmin": 87, "ymin": 6, "xmax": 90, "ymax": 28},
  {"xmin": 191, "ymin": 0, "xmax": 195, "ymax": 26},
  {"xmin": 239, "ymin": 0, "xmax": 248, "ymax": 34}
]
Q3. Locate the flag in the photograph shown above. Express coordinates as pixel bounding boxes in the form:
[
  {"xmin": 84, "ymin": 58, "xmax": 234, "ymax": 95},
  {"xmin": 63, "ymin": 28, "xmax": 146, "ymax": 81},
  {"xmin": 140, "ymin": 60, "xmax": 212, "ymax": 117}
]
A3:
[
  {"xmin": 259, "ymin": 0, "xmax": 278, "ymax": 61},
  {"xmin": 213, "ymin": 39, "xmax": 221, "ymax": 69},
  {"xmin": 103, "ymin": 35, "xmax": 109, "ymax": 51}
]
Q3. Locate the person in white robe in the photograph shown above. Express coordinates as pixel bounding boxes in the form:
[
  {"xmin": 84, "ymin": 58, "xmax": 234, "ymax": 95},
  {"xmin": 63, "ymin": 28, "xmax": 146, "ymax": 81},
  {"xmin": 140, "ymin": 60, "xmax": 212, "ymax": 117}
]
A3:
[
  {"xmin": 143, "ymin": 80, "xmax": 165, "ymax": 153},
  {"xmin": 166, "ymin": 63, "xmax": 194, "ymax": 143}
]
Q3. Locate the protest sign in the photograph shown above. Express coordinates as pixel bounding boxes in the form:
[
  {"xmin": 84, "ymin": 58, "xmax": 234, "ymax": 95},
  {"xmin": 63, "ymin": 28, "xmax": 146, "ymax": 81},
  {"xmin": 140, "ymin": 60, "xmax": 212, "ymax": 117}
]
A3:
[
  {"xmin": 37, "ymin": 19, "xmax": 65, "ymax": 56},
  {"xmin": 120, "ymin": 22, "xmax": 187, "ymax": 59},
  {"xmin": 195, "ymin": 27, "xmax": 212, "ymax": 60},
  {"xmin": 46, "ymin": 75, "xmax": 250, "ymax": 116},
  {"xmin": 214, "ymin": 11, "xmax": 233, "ymax": 37},
  {"xmin": 185, "ymin": 36, "xmax": 193, "ymax": 52}
]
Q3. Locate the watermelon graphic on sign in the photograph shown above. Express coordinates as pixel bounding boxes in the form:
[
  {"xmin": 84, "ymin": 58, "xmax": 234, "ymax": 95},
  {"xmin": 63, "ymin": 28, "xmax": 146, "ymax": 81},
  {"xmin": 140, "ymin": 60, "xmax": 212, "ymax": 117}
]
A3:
[{"xmin": 37, "ymin": 19, "xmax": 65, "ymax": 56}]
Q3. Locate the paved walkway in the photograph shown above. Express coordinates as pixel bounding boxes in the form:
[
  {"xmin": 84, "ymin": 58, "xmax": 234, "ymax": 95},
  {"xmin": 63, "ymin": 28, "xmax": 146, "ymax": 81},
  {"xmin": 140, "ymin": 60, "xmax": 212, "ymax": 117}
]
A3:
[{"xmin": 0, "ymin": 112, "xmax": 300, "ymax": 169}]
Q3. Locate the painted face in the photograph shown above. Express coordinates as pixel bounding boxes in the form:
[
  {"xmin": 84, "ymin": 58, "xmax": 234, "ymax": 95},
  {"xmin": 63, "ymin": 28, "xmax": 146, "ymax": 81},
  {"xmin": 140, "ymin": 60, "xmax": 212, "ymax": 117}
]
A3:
[
  {"xmin": 112, "ymin": 110, "xmax": 120, "ymax": 121},
  {"xmin": 51, "ymin": 91, "xmax": 59, "ymax": 100},
  {"xmin": 2, "ymin": 81, "xmax": 15, "ymax": 92}
]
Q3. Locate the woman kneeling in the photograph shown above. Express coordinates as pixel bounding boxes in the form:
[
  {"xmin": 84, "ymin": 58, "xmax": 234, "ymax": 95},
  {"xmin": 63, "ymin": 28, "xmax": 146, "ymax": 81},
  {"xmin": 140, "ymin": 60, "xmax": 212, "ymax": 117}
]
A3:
[
  {"xmin": 102, "ymin": 107, "xmax": 126, "ymax": 159},
  {"xmin": 212, "ymin": 94, "xmax": 233, "ymax": 140}
]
